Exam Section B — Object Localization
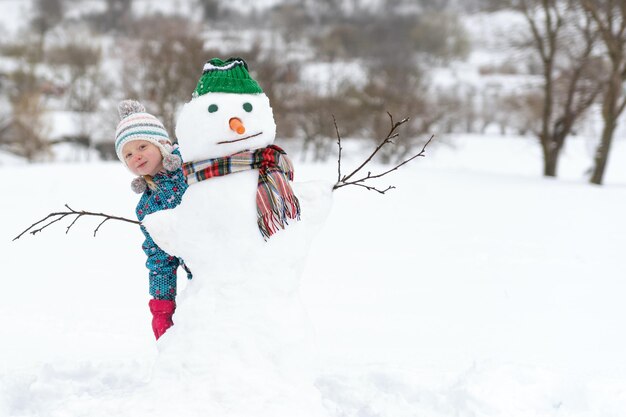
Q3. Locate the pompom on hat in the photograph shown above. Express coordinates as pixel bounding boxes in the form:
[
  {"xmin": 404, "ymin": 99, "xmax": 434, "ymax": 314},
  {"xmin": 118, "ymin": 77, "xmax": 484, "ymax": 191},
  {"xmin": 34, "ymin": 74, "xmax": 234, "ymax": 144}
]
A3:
[
  {"xmin": 115, "ymin": 100, "xmax": 182, "ymax": 193},
  {"xmin": 192, "ymin": 57, "xmax": 263, "ymax": 98}
]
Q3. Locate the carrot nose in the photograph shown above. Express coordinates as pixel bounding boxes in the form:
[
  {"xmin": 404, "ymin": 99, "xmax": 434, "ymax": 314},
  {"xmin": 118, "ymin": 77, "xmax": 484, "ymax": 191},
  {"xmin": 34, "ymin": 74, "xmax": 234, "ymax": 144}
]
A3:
[{"xmin": 229, "ymin": 117, "xmax": 245, "ymax": 135}]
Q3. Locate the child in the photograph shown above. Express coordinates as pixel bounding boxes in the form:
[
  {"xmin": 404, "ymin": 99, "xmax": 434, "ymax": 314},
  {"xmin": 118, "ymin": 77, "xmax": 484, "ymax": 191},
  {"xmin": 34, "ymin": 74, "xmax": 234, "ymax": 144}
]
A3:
[{"xmin": 115, "ymin": 100, "xmax": 191, "ymax": 340}]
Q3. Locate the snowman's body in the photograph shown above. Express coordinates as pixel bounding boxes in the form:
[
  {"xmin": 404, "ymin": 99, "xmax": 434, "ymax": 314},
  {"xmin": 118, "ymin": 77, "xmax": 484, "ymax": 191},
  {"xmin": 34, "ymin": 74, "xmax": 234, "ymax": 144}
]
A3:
[{"xmin": 141, "ymin": 67, "xmax": 332, "ymax": 416}]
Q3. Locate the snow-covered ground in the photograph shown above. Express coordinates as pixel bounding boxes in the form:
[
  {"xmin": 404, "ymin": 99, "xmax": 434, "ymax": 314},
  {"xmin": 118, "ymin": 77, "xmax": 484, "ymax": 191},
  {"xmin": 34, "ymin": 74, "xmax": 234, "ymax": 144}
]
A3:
[{"xmin": 2, "ymin": 134, "xmax": 625, "ymax": 416}]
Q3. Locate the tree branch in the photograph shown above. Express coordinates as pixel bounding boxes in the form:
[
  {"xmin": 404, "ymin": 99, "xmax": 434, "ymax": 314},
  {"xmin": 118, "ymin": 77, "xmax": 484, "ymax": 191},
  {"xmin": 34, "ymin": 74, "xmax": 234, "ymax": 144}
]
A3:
[
  {"xmin": 13, "ymin": 204, "xmax": 140, "ymax": 241},
  {"xmin": 333, "ymin": 113, "xmax": 433, "ymax": 194},
  {"xmin": 342, "ymin": 112, "xmax": 408, "ymax": 183},
  {"xmin": 333, "ymin": 115, "xmax": 343, "ymax": 184}
]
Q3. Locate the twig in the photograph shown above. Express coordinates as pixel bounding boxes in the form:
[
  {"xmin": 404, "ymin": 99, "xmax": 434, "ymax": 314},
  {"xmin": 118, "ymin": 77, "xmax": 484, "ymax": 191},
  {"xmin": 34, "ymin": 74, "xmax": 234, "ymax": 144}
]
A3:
[
  {"xmin": 346, "ymin": 182, "xmax": 396, "ymax": 194},
  {"xmin": 13, "ymin": 204, "xmax": 140, "ymax": 241},
  {"xmin": 358, "ymin": 134, "xmax": 435, "ymax": 181},
  {"xmin": 342, "ymin": 113, "xmax": 408, "ymax": 183},
  {"xmin": 333, "ymin": 113, "xmax": 434, "ymax": 194},
  {"xmin": 333, "ymin": 115, "xmax": 343, "ymax": 184},
  {"xmin": 94, "ymin": 218, "xmax": 111, "ymax": 236}
]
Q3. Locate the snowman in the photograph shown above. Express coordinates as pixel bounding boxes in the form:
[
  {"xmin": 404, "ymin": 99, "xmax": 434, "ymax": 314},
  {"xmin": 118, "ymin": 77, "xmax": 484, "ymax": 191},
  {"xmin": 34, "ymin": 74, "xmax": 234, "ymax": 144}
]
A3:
[{"xmin": 141, "ymin": 58, "xmax": 333, "ymax": 417}]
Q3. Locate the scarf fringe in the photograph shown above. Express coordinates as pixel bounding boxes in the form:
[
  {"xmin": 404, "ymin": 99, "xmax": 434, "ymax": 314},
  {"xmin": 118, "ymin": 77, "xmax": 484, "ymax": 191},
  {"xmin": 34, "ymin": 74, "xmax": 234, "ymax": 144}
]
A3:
[{"xmin": 258, "ymin": 194, "xmax": 301, "ymax": 240}]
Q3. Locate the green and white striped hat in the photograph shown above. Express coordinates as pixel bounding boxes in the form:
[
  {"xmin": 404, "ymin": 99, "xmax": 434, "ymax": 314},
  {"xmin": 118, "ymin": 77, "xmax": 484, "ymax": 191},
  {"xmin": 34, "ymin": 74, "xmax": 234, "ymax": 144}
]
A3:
[
  {"xmin": 115, "ymin": 100, "xmax": 171, "ymax": 166},
  {"xmin": 193, "ymin": 57, "xmax": 263, "ymax": 98}
]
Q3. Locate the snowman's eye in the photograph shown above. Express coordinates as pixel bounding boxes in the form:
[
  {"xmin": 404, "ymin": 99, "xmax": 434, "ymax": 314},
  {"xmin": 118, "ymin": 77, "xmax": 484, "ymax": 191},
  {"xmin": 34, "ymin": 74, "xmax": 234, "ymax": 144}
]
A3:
[
  {"xmin": 243, "ymin": 102, "xmax": 253, "ymax": 112},
  {"xmin": 208, "ymin": 104, "xmax": 218, "ymax": 113}
]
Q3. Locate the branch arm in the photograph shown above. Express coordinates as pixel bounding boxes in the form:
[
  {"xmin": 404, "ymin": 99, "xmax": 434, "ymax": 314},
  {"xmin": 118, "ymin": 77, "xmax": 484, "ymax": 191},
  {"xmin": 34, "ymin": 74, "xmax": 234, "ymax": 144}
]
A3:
[
  {"xmin": 342, "ymin": 114, "xmax": 409, "ymax": 182},
  {"xmin": 13, "ymin": 205, "xmax": 140, "ymax": 241},
  {"xmin": 332, "ymin": 112, "xmax": 433, "ymax": 194}
]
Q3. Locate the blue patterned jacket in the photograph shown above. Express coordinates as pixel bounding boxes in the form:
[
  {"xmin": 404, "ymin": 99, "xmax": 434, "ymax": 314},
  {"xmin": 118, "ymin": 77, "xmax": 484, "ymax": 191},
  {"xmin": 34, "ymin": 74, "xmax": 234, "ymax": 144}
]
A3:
[{"xmin": 135, "ymin": 150, "xmax": 191, "ymax": 300}]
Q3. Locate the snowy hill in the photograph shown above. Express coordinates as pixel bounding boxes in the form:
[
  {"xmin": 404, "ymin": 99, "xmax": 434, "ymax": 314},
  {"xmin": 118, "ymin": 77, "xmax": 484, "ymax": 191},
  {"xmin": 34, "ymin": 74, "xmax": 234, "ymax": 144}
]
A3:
[
  {"xmin": 2, "ymin": 1, "xmax": 626, "ymax": 415},
  {"xmin": 2, "ymin": 135, "xmax": 626, "ymax": 416}
]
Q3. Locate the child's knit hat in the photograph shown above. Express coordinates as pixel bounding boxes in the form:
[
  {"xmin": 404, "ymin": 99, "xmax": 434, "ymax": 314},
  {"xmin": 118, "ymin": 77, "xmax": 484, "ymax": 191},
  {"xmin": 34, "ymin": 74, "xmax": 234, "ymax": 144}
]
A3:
[
  {"xmin": 115, "ymin": 100, "xmax": 182, "ymax": 193},
  {"xmin": 115, "ymin": 100, "xmax": 181, "ymax": 169}
]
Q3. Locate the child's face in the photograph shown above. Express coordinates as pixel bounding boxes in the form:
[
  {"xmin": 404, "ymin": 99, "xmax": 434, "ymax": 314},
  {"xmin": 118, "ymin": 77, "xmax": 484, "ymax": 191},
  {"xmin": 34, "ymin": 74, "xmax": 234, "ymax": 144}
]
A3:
[{"xmin": 122, "ymin": 140, "xmax": 164, "ymax": 176}]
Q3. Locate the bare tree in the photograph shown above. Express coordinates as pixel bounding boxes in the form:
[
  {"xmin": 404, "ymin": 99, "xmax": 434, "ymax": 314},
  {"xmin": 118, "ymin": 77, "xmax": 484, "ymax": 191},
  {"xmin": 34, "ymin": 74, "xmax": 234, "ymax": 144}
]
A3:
[
  {"xmin": 498, "ymin": 89, "xmax": 545, "ymax": 135},
  {"xmin": 410, "ymin": 10, "xmax": 471, "ymax": 64},
  {"xmin": 431, "ymin": 83, "xmax": 478, "ymax": 134},
  {"xmin": 83, "ymin": 0, "xmax": 133, "ymax": 33},
  {"xmin": 197, "ymin": 0, "xmax": 221, "ymax": 20},
  {"xmin": 292, "ymin": 89, "xmax": 365, "ymax": 162},
  {"xmin": 238, "ymin": 48, "xmax": 302, "ymax": 141},
  {"xmin": 0, "ymin": 50, "xmax": 52, "ymax": 160},
  {"xmin": 105, "ymin": 0, "xmax": 132, "ymax": 32},
  {"xmin": 1, "ymin": 91, "xmax": 49, "ymax": 161},
  {"xmin": 121, "ymin": 15, "xmax": 209, "ymax": 135},
  {"xmin": 47, "ymin": 42, "xmax": 110, "ymax": 113},
  {"xmin": 270, "ymin": 3, "xmax": 312, "ymax": 44},
  {"xmin": 515, "ymin": 0, "xmax": 603, "ymax": 177},
  {"xmin": 30, "ymin": 0, "xmax": 64, "ymax": 60},
  {"xmin": 361, "ymin": 62, "xmax": 440, "ymax": 163},
  {"xmin": 580, "ymin": 0, "xmax": 626, "ymax": 185}
]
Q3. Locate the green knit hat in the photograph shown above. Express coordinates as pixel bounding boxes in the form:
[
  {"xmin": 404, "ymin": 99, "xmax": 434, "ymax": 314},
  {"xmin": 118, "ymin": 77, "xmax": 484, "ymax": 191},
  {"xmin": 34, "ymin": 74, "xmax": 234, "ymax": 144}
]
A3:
[{"xmin": 193, "ymin": 57, "xmax": 263, "ymax": 98}]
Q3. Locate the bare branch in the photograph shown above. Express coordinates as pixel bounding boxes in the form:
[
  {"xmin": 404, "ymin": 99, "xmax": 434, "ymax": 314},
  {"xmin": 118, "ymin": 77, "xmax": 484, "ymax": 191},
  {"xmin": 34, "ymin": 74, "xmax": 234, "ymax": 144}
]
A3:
[
  {"xmin": 93, "ymin": 218, "xmax": 111, "ymax": 237},
  {"xmin": 335, "ymin": 182, "xmax": 396, "ymax": 194},
  {"xmin": 333, "ymin": 113, "xmax": 433, "ymax": 194},
  {"xmin": 333, "ymin": 115, "xmax": 343, "ymax": 184},
  {"xmin": 65, "ymin": 208, "xmax": 84, "ymax": 233},
  {"xmin": 33, "ymin": 214, "xmax": 73, "ymax": 236},
  {"xmin": 364, "ymin": 134, "xmax": 435, "ymax": 180},
  {"xmin": 13, "ymin": 204, "xmax": 140, "ymax": 241},
  {"xmin": 341, "ymin": 113, "xmax": 409, "ymax": 183}
]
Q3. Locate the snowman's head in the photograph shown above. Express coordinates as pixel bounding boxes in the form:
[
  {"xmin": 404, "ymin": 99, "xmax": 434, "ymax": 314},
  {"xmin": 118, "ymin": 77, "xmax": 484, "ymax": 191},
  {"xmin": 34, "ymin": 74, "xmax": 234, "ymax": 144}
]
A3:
[{"xmin": 175, "ymin": 58, "xmax": 276, "ymax": 161}]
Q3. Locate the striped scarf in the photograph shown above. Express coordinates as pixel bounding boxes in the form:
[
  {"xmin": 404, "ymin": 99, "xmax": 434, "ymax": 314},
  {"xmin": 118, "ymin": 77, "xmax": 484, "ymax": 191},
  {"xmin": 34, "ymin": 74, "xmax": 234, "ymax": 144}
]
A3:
[{"xmin": 182, "ymin": 145, "xmax": 301, "ymax": 239}]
